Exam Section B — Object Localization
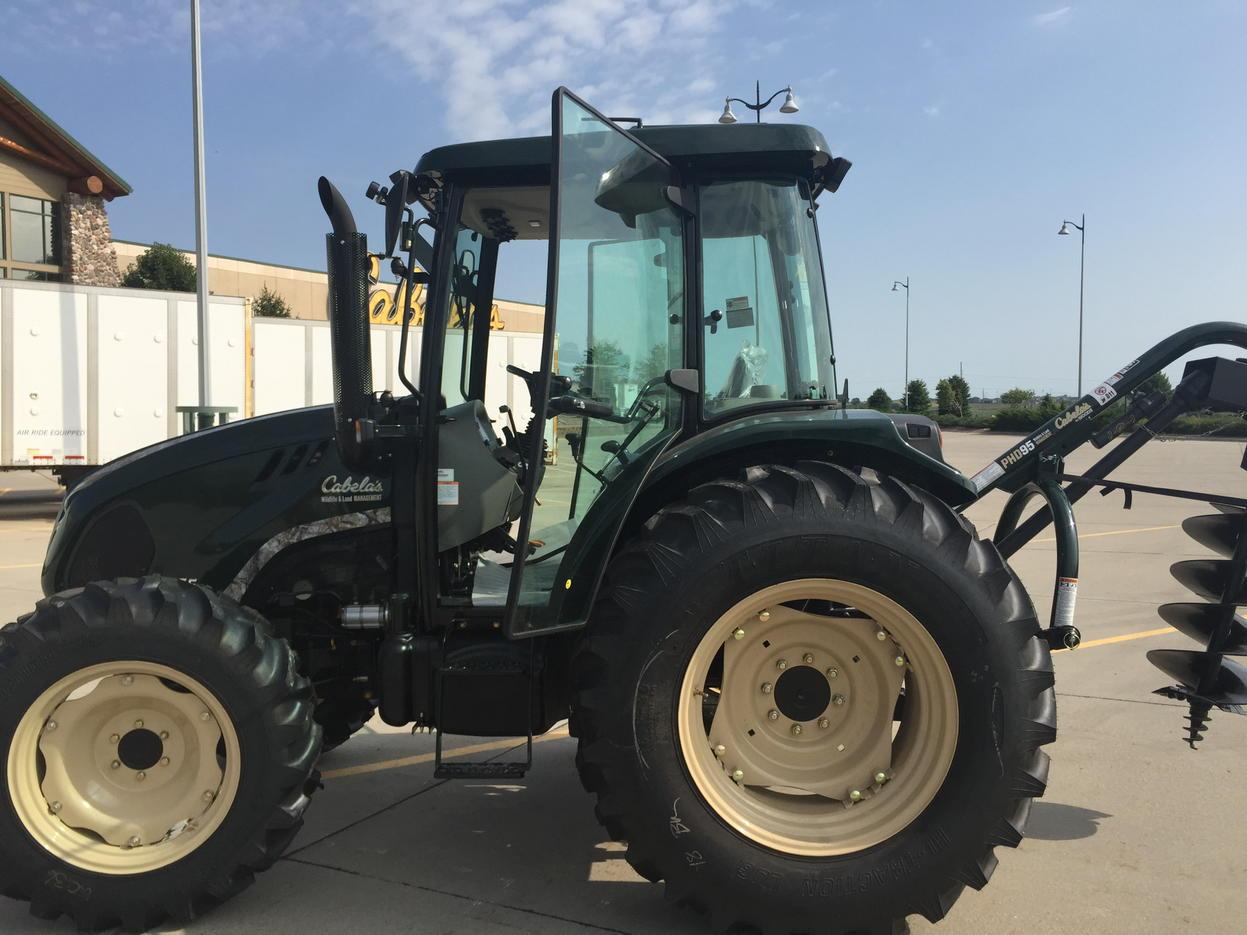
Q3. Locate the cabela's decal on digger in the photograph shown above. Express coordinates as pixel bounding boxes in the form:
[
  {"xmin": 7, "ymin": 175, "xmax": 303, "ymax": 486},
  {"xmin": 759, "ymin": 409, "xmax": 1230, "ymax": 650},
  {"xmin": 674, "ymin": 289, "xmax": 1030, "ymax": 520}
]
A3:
[
  {"xmin": 1054, "ymin": 401, "xmax": 1094, "ymax": 429},
  {"xmin": 320, "ymin": 474, "xmax": 385, "ymax": 504}
]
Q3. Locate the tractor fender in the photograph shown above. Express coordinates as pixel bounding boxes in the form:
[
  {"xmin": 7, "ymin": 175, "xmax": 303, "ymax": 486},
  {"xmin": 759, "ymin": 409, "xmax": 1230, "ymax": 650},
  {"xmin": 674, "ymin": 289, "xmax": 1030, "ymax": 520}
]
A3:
[{"xmin": 546, "ymin": 410, "xmax": 977, "ymax": 634}]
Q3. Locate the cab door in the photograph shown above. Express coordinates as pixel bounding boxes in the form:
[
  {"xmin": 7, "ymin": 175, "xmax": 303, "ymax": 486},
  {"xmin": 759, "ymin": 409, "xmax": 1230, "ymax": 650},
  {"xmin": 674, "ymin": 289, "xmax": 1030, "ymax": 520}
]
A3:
[{"xmin": 503, "ymin": 88, "xmax": 689, "ymax": 636}]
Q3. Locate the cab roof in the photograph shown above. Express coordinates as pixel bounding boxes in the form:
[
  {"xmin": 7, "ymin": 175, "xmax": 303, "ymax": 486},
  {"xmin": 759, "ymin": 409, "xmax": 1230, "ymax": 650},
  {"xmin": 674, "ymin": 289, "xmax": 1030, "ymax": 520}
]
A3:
[{"xmin": 415, "ymin": 123, "xmax": 848, "ymax": 193}]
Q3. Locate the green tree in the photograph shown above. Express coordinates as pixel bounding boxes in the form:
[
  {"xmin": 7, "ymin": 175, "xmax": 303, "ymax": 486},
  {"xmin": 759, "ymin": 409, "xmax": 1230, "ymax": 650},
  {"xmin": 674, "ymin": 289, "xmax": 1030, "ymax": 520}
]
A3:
[
  {"xmin": 948, "ymin": 374, "xmax": 971, "ymax": 415},
  {"xmin": 866, "ymin": 387, "xmax": 893, "ymax": 412},
  {"xmin": 905, "ymin": 378, "xmax": 931, "ymax": 413},
  {"xmin": 1001, "ymin": 387, "xmax": 1036, "ymax": 407},
  {"xmin": 121, "ymin": 242, "xmax": 197, "ymax": 292},
  {"xmin": 252, "ymin": 285, "xmax": 292, "ymax": 318},
  {"xmin": 574, "ymin": 341, "xmax": 631, "ymax": 401},
  {"xmin": 1141, "ymin": 372, "xmax": 1173, "ymax": 397},
  {"xmin": 935, "ymin": 378, "xmax": 956, "ymax": 415}
]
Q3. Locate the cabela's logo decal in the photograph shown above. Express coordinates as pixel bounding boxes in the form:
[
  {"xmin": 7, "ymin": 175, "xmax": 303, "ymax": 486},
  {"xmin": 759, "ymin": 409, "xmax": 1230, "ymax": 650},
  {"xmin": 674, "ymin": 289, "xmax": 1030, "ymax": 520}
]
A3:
[
  {"xmin": 1054, "ymin": 402, "xmax": 1093, "ymax": 430},
  {"xmin": 321, "ymin": 474, "xmax": 385, "ymax": 504}
]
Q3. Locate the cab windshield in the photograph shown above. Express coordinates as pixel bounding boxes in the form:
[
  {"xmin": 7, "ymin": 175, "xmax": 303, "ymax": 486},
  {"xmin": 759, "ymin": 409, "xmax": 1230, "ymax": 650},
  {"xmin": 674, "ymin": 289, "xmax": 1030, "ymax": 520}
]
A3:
[{"xmin": 700, "ymin": 179, "xmax": 835, "ymax": 416}]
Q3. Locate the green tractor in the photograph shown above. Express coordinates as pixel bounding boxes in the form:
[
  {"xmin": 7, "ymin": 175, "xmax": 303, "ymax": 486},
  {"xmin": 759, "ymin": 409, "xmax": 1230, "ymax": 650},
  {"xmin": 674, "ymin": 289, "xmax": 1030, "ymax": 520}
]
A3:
[{"xmin": 3, "ymin": 88, "xmax": 1246, "ymax": 934}]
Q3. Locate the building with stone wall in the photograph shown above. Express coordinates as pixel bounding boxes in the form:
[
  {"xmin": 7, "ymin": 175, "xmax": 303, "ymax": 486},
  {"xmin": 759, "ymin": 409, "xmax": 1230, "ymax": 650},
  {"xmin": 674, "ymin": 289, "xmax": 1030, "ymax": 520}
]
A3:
[{"xmin": 0, "ymin": 75, "xmax": 130, "ymax": 286}]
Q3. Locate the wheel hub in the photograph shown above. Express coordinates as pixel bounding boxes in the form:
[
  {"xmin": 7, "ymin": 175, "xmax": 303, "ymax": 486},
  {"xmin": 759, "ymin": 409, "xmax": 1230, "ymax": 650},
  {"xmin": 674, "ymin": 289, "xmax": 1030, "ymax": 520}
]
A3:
[{"xmin": 773, "ymin": 665, "xmax": 831, "ymax": 722}]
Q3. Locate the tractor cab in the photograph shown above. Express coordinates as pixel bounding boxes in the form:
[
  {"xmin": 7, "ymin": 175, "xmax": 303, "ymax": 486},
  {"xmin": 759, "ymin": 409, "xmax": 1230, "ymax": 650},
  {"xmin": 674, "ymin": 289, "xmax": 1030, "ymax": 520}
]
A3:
[{"xmin": 377, "ymin": 90, "xmax": 854, "ymax": 636}]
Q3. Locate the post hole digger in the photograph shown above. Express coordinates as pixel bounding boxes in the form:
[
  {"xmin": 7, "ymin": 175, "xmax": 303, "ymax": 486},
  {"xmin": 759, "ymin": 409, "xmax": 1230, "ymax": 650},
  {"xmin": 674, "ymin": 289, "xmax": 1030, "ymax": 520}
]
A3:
[{"xmin": 2, "ymin": 87, "xmax": 1246, "ymax": 934}]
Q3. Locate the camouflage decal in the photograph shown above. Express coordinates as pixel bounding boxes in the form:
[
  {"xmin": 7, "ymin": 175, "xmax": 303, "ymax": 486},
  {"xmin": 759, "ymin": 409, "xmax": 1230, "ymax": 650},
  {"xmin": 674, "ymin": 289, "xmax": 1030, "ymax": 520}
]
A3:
[{"xmin": 224, "ymin": 507, "xmax": 391, "ymax": 600}]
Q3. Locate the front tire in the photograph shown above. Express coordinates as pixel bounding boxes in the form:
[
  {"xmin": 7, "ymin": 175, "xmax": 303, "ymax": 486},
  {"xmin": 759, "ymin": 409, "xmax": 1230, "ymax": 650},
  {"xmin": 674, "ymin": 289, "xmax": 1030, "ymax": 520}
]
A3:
[
  {"xmin": 572, "ymin": 464, "xmax": 1056, "ymax": 934},
  {"xmin": 0, "ymin": 577, "xmax": 321, "ymax": 931}
]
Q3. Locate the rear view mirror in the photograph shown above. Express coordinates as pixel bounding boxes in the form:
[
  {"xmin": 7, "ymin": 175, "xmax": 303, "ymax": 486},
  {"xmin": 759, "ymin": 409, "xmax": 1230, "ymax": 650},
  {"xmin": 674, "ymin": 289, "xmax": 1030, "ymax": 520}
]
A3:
[{"xmin": 384, "ymin": 171, "xmax": 412, "ymax": 258}]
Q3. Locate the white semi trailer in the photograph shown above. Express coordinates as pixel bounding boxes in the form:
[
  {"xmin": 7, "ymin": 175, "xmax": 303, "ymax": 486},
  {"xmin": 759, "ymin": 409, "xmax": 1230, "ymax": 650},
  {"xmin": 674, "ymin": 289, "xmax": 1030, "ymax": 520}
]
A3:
[{"xmin": 0, "ymin": 280, "xmax": 542, "ymax": 485}]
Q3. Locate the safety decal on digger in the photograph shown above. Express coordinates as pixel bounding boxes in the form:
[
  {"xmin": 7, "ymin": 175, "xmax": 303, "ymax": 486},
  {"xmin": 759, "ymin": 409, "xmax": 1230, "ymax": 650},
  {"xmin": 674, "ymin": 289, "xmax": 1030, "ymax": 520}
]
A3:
[
  {"xmin": 1054, "ymin": 577, "xmax": 1078, "ymax": 630},
  {"xmin": 969, "ymin": 460, "xmax": 1005, "ymax": 493}
]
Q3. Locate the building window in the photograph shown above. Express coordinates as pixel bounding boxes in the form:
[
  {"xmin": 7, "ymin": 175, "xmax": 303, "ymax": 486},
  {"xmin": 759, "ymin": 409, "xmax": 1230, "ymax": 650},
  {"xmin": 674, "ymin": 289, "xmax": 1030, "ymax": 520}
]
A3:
[{"xmin": 0, "ymin": 191, "xmax": 62, "ymax": 282}]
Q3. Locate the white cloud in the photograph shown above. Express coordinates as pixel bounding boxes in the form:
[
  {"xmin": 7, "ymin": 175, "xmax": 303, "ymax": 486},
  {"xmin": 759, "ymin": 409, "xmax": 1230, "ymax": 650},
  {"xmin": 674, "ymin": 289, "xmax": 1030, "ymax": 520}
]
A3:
[
  {"xmin": 2, "ymin": 0, "xmax": 775, "ymax": 141},
  {"xmin": 922, "ymin": 102, "xmax": 942, "ymax": 118},
  {"xmin": 357, "ymin": 0, "xmax": 742, "ymax": 140},
  {"xmin": 1032, "ymin": 6, "xmax": 1073, "ymax": 27}
]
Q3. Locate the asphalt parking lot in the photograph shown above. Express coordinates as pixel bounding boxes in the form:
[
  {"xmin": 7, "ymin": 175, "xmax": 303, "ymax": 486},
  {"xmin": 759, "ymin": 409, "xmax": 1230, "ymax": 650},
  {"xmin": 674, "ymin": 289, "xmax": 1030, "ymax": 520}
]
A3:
[{"xmin": 1, "ymin": 431, "xmax": 1245, "ymax": 935}]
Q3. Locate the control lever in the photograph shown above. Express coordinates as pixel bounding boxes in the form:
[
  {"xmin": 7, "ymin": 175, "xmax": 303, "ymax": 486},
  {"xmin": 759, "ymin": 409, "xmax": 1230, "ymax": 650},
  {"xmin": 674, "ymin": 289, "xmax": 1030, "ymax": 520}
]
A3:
[{"xmin": 499, "ymin": 404, "xmax": 519, "ymax": 438}]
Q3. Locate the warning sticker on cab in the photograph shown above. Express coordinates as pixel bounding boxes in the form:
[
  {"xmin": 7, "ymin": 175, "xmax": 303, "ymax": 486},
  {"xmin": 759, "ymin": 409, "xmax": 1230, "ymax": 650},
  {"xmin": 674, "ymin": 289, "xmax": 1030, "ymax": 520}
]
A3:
[{"xmin": 437, "ymin": 468, "xmax": 459, "ymax": 506}]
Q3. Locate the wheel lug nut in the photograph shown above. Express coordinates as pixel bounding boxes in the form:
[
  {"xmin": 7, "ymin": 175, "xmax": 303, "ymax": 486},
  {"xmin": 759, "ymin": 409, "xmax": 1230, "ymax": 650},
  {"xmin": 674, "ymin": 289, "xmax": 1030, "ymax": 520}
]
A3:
[
  {"xmin": 127, "ymin": 836, "xmax": 141, "ymax": 848},
  {"xmin": 825, "ymin": 667, "xmax": 838, "ymax": 679},
  {"xmin": 836, "ymin": 743, "xmax": 846, "ymax": 752},
  {"xmin": 832, "ymin": 694, "xmax": 846, "ymax": 706},
  {"xmin": 732, "ymin": 627, "xmax": 746, "ymax": 640},
  {"xmin": 802, "ymin": 653, "xmax": 814, "ymax": 665},
  {"xmin": 109, "ymin": 733, "xmax": 120, "ymax": 744},
  {"xmin": 134, "ymin": 719, "xmax": 144, "ymax": 729},
  {"xmin": 849, "ymin": 789, "xmax": 863, "ymax": 802},
  {"xmin": 49, "ymin": 801, "xmax": 62, "ymax": 814},
  {"xmin": 44, "ymin": 720, "xmax": 57, "ymax": 733},
  {"xmin": 110, "ymin": 760, "xmax": 121, "ymax": 770},
  {"xmin": 159, "ymin": 731, "xmax": 169, "ymax": 740},
  {"xmin": 875, "ymin": 771, "xmax": 888, "ymax": 784},
  {"xmin": 136, "ymin": 771, "xmax": 146, "ymax": 782},
  {"xmin": 758, "ymin": 610, "xmax": 771, "ymax": 622},
  {"xmin": 776, "ymin": 659, "xmax": 788, "ymax": 670},
  {"xmin": 895, "ymin": 656, "xmax": 906, "ymax": 667},
  {"xmin": 819, "ymin": 717, "xmax": 830, "ymax": 729},
  {"xmin": 761, "ymin": 682, "xmax": 773, "ymax": 694},
  {"xmin": 714, "ymin": 744, "xmax": 726, "ymax": 757},
  {"xmin": 200, "ymin": 711, "xmax": 212, "ymax": 722},
  {"xmin": 767, "ymin": 709, "xmax": 779, "ymax": 721},
  {"xmin": 791, "ymin": 724, "xmax": 803, "ymax": 736},
  {"xmin": 731, "ymin": 769, "xmax": 744, "ymax": 783},
  {"xmin": 160, "ymin": 757, "xmax": 170, "ymax": 767},
  {"xmin": 876, "ymin": 630, "xmax": 888, "ymax": 642}
]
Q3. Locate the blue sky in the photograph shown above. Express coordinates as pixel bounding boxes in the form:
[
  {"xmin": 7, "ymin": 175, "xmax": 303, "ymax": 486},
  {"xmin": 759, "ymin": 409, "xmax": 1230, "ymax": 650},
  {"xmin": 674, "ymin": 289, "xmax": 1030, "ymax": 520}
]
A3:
[{"xmin": 3, "ymin": 1, "xmax": 1244, "ymax": 398}]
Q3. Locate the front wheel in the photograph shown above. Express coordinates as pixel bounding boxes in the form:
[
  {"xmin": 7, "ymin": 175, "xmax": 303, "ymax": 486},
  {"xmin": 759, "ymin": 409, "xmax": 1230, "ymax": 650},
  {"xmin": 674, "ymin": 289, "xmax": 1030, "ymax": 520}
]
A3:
[
  {"xmin": 0, "ymin": 577, "xmax": 321, "ymax": 931},
  {"xmin": 572, "ymin": 464, "xmax": 1056, "ymax": 934}
]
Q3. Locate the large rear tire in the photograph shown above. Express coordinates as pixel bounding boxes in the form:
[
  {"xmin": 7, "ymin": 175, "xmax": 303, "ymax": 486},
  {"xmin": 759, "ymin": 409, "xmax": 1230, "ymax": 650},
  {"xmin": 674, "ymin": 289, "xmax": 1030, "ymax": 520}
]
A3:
[
  {"xmin": 0, "ymin": 577, "xmax": 321, "ymax": 931},
  {"xmin": 571, "ymin": 464, "xmax": 1056, "ymax": 934}
]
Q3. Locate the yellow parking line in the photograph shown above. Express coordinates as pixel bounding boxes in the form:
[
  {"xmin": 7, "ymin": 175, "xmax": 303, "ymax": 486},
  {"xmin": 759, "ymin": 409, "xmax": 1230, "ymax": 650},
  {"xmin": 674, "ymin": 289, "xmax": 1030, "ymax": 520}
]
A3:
[
  {"xmin": 0, "ymin": 562, "xmax": 42, "ymax": 571},
  {"xmin": 322, "ymin": 726, "xmax": 570, "ymax": 780},
  {"xmin": 1057, "ymin": 626, "xmax": 1176, "ymax": 652},
  {"xmin": 1036, "ymin": 524, "xmax": 1178, "ymax": 544}
]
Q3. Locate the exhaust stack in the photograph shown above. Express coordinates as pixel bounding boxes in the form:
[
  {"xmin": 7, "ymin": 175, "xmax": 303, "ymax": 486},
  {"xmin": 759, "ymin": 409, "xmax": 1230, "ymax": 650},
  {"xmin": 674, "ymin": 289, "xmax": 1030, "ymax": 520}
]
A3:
[{"xmin": 319, "ymin": 177, "xmax": 374, "ymax": 468}]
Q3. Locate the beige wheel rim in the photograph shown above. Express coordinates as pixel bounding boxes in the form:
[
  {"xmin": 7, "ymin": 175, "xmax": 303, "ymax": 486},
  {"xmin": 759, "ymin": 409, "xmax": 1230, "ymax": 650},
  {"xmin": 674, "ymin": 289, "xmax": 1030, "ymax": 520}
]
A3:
[
  {"xmin": 677, "ymin": 579, "xmax": 959, "ymax": 857},
  {"xmin": 6, "ymin": 661, "xmax": 241, "ymax": 875}
]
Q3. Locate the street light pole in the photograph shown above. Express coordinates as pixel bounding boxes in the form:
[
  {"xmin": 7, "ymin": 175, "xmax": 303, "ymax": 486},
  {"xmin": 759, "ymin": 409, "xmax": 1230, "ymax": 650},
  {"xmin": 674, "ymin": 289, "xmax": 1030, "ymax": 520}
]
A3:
[
  {"xmin": 1058, "ymin": 214, "xmax": 1086, "ymax": 396},
  {"xmin": 191, "ymin": 0, "xmax": 211, "ymax": 408},
  {"xmin": 892, "ymin": 278, "xmax": 910, "ymax": 410},
  {"xmin": 718, "ymin": 83, "xmax": 800, "ymax": 124}
]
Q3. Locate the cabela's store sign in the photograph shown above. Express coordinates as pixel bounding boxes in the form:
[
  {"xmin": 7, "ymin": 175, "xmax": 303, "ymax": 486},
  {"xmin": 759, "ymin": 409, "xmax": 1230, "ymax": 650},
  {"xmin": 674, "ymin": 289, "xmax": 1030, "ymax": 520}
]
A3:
[{"xmin": 366, "ymin": 255, "xmax": 505, "ymax": 330}]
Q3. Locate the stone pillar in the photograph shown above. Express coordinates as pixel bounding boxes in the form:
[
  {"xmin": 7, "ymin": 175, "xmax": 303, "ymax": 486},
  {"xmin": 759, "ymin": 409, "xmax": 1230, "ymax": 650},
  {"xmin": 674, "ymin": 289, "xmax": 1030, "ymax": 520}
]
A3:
[{"xmin": 60, "ymin": 192, "xmax": 121, "ymax": 287}]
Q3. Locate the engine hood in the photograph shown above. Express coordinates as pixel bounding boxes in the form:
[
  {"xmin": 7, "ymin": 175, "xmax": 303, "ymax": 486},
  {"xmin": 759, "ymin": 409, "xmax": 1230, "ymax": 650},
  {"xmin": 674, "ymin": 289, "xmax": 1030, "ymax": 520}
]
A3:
[{"xmin": 43, "ymin": 406, "xmax": 393, "ymax": 596}]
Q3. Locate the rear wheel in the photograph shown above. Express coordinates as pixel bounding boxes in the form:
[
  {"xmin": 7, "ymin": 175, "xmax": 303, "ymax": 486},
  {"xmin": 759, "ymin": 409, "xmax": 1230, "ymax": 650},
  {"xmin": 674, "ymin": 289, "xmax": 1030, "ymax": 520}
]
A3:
[
  {"xmin": 572, "ymin": 464, "xmax": 1056, "ymax": 934},
  {"xmin": 0, "ymin": 577, "xmax": 321, "ymax": 931}
]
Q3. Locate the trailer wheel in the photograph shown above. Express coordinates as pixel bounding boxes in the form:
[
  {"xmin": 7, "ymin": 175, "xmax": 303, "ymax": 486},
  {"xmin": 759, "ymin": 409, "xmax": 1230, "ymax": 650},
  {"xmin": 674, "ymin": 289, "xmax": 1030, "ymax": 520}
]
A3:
[
  {"xmin": 0, "ymin": 577, "xmax": 321, "ymax": 931},
  {"xmin": 572, "ymin": 464, "xmax": 1055, "ymax": 934}
]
